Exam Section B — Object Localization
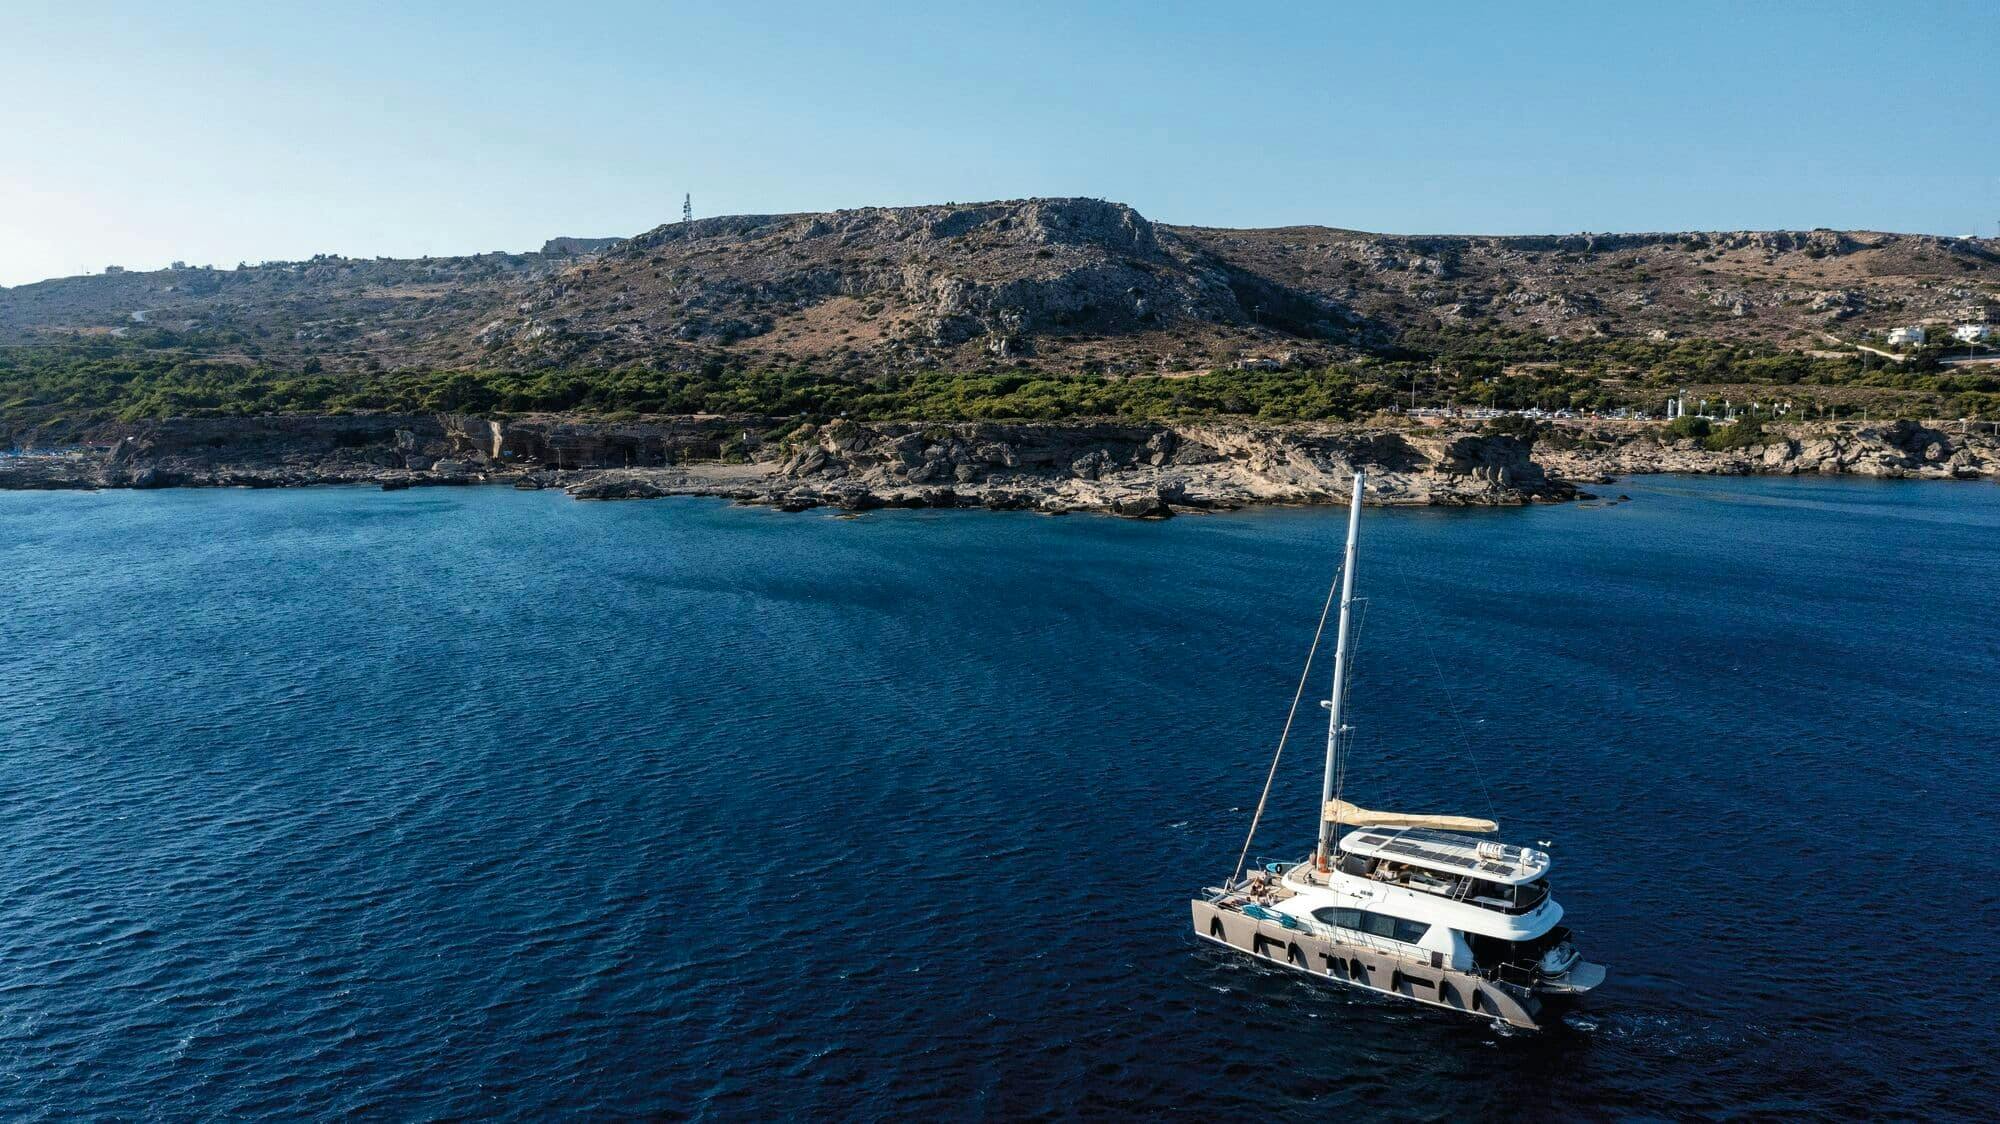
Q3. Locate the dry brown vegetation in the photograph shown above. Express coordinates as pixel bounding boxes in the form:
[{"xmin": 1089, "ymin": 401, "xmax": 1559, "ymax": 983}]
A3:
[{"xmin": 3, "ymin": 199, "xmax": 1994, "ymax": 388}]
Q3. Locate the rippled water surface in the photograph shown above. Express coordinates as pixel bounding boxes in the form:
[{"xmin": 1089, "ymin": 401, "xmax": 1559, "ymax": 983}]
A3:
[{"xmin": 3, "ymin": 477, "xmax": 1997, "ymax": 1119}]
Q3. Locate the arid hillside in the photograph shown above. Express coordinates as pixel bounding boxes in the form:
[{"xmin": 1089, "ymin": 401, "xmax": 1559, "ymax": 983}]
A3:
[
  {"xmin": 3, "ymin": 198, "xmax": 1995, "ymax": 377},
  {"xmin": 1176, "ymin": 224, "xmax": 1998, "ymax": 350}
]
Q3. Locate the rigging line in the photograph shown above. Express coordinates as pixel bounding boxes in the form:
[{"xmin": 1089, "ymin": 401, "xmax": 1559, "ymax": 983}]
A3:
[
  {"xmin": 1423, "ymin": 637, "xmax": 1500, "ymax": 828},
  {"xmin": 1332, "ymin": 595, "xmax": 1372, "ymax": 810},
  {"xmin": 1229, "ymin": 561, "xmax": 1343, "ymax": 888}
]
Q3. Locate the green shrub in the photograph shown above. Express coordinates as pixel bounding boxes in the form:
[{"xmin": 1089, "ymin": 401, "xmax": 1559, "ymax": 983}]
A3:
[
  {"xmin": 1662, "ymin": 415, "xmax": 1710, "ymax": 440},
  {"xmin": 1480, "ymin": 413, "xmax": 1546, "ymax": 444},
  {"xmin": 1702, "ymin": 418, "xmax": 1765, "ymax": 450},
  {"xmin": 2, "ymin": 330, "xmax": 1989, "ymax": 429}
]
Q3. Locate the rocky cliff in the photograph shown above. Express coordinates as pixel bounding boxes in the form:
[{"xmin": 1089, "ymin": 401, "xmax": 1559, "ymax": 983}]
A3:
[
  {"xmin": 0, "ymin": 412, "xmax": 1565, "ymax": 512},
  {"xmin": 1539, "ymin": 419, "xmax": 1996, "ymax": 482},
  {"xmin": 10, "ymin": 412, "xmax": 1993, "ymax": 515},
  {"xmin": 744, "ymin": 419, "xmax": 1565, "ymax": 514}
]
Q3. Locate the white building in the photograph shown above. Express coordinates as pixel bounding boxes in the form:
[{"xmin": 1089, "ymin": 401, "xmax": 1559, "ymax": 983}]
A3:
[
  {"xmin": 1953, "ymin": 323, "xmax": 1992, "ymax": 343},
  {"xmin": 1887, "ymin": 326, "xmax": 1927, "ymax": 347}
]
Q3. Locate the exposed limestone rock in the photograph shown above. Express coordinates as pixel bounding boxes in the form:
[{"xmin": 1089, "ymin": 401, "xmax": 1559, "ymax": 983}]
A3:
[
  {"xmin": 764, "ymin": 418, "xmax": 1572, "ymax": 512},
  {"xmin": 1536, "ymin": 419, "xmax": 1993, "ymax": 482},
  {"xmin": 5, "ymin": 413, "xmax": 1994, "ymax": 514},
  {"xmin": 540, "ymin": 236, "xmax": 623, "ymax": 256}
]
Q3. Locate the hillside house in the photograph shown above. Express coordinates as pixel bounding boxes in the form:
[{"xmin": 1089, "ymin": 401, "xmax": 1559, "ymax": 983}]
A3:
[
  {"xmin": 1953, "ymin": 323, "xmax": 1992, "ymax": 343},
  {"xmin": 1887, "ymin": 326, "xmax": 1926, "ymax": 347}
]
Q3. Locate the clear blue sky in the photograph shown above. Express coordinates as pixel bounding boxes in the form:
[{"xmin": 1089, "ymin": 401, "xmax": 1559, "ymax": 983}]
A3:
[{"xmin": 3, "ymin": 0, "xmax": 1994, "ymax": 286}]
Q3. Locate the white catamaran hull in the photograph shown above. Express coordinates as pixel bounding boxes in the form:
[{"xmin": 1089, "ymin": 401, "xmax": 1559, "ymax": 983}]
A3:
[{"xmin": 1191, "ymin": 899, "xmax": 1594, "ymax": 1030}]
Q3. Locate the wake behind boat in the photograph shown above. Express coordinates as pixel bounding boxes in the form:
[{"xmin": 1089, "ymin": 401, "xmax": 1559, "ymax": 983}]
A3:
[{"xmin": 1191, "ymin": 471, "xmax": 1605, "ymax": 1030}]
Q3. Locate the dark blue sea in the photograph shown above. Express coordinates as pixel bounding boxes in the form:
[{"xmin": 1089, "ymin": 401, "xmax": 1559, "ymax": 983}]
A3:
[{"xmin": 3, "ymin": 476, "xmax": 1997, "ymax": 1120}]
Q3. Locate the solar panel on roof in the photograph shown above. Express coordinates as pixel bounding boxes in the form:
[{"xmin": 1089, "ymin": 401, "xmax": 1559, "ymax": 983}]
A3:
[{"xmin": 1380, "ymin": 839, "xmax": 1477, "ymax": 870}]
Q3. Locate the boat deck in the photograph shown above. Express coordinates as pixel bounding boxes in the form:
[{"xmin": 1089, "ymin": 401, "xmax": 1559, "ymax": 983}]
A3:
[
  {"xmin": 1338, "ymin": 827, "xmax": 1550, "ymax": 885},
  {"xmin": 1273, "ymin": 851, "xmax": 1550, "ymax": 915}
]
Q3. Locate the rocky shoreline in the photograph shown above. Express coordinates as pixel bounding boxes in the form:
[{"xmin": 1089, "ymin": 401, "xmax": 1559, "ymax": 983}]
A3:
[{"xmin": 2, "ymin": 413, "xmax": 1994, "ymax": 517}]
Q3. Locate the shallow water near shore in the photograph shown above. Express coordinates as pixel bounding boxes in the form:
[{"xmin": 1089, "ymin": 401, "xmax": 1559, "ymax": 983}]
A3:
[{"xmin": 2, "ymin": 476, "xmax": 1997, "ymax": 1119}]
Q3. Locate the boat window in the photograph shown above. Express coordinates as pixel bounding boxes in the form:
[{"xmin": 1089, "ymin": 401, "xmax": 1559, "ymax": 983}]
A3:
[
  {"xmin": 1311, "ymin": 907, "xmax": 1363, "ymax": 929},
  {"xmin": 1312, "ymin": 907, "xmax": 1428, "ymax": 946}
]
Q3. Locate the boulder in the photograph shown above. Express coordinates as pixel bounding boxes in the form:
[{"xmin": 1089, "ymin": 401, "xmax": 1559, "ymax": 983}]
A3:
[
  {"xmin": 831, "ymin": 487, "xmax": 884, "ymax": 512},
  {"xmin": 1109, "ymin": 489, "xmax": 1173, "ymax": 519},
  {"xmin": 567, "ymin": 477, "xmax": 670, "ymax": 499},
  {"xmin": 1070, "ymin": 449, "xmax": 1110, "ymax": 480}
]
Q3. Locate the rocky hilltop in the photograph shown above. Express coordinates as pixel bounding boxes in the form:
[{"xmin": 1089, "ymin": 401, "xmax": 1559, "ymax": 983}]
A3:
[
  {"xmin": 4, "ymin": 198, "xmax": 1993, "ymax": 377},
  {"xmin": 6, "ymin": 413, "xmax": 1993, "ymax": 516}
]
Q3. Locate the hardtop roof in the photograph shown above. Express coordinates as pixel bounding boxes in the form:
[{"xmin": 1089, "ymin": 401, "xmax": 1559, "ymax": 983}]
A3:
[{"xmin": 1338, "ymin": 826, "xmax": 1552, "ymax": 885}]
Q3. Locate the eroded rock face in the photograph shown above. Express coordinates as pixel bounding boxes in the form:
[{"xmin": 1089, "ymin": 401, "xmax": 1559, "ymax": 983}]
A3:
[
  {"xmin": 6, "ymin": 413, "xmax": 1993, "ymax": 514},
  {"xmin": 761, "ymin": 418, "xmax": 1573, "ymax": 514},
  {"xmin": 0, "ymin": 412, "xmax": 765, "ymax": 492},
  {"xmin": 478, "ymin": 197, "xmax": 1372, "ymax": 373},
  {"xmin": 1536, "ymin": 420, "xmax": 1994, "ymax": 482}
]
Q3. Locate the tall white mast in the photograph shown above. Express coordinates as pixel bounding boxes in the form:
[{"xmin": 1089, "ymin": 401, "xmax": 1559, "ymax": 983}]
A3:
[{"xmin": 1315, "ymin": 470, "xmax": 1365, "ymax": 870}]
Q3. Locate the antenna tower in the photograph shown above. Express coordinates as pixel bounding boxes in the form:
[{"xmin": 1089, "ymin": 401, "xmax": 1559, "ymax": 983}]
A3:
[{"xmin": 682, "ymin": 194, "xmax": 692, "ymax": 225}]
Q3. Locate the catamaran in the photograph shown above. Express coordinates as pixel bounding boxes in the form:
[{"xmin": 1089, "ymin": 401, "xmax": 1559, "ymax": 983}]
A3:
[{"xmin": 1191, "ymin": 471, "xmax": 1605, "ymax": 1030}]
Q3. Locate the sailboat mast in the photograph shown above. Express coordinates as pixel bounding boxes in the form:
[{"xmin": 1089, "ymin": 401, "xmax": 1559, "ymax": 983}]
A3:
[{"xmin": 1315, "ymin": 470, "xmax": 1365, "ymax": 870}]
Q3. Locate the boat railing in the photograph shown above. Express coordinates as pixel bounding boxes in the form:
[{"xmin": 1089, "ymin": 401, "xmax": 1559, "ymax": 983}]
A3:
[
  {"xmin": 1204, "ymin": 895, "xmax": 1429, "ymax": 960},
  {"xmin": 1469, "ymin": 927, "xmax": 1578, "ymax": 986},
  {"xmin": 1463, "ymin": 881, "xmax": 1550, "ymax": 915},
  {"xmin": 1365, "ymin": 875, "xmax": 1541, "ymax": 915},
  {"xmin": 1310, "ymin": 923, "xmax": 1422, "ymax": 959},
  {"xmin": 1473, "ymin": 959, "xmax": 1547, "ymax": 987},
  {"xmin": 1430, "ymin": 876, "xmax": 1549, "ymax": 915}
]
